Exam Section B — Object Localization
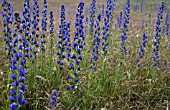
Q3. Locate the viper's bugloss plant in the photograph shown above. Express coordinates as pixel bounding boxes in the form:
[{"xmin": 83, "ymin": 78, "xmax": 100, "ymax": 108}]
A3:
[
  {"xmin": 101, "ymin": 0, "xmax": 116, "ymax": 55},
  {"xmin": 49, "ymin": 90, "xmax": 59, "ymax": 109},
  {"xmin": 133, "ymin": 5, "xmax": 138, "ymax": 12},
  {"xmin": 165, "ymin": 11, "xmax": 170, "ymax": 36},
  {"xmin": 64, "ymin": 22, "xmax": 71, "ymax": 62},
  {"xmin": 49, "ymin": 11, "xmax": 54, "ymax": 66},
  {"xmin": 21, "ymin": 0, "xmax": 31, "ymax": 61},
  {"xmin": 56, "ymin": 5, "xmax": 66, "ymax": 70},
  {"xmin": 90, "ymin": 14, "xmax": 102, "ymax": 71},
  {"xmin": 120, "ymin": 0, "xmax": 130, "ymax": 58},
  {"xmin": 140, "ymin": 0, "xmax": 143, "ymax": 13},
  {"xmin": 137, "ymin": 33, "xmax": 148, "ymax": 67},
  {"xmin": 116, "ymin": 12, "xmax": 123, "ymax": 29},
  {"xmin": 163, "ymin": 60, "xmax": 168, "ymax": 69},
  {"xmin": 142, "ymin": 19, "xmax": 144, "ymax": 29},
  {"xmin": 40, "ymin": 0, "xmax": 48, "ymax": 68},
  {"xmin": 31, "ymin": 0, "xmax": 40, "ymax": 63},
  {"xmin": 152, "ymin": 2, "xmax": 165, "ymax": 67},
  {"xmin": 2, "ymin": 0, "xmax": 13, "ymax": 59},
  {"xmin": 67, "ymin": 1, "xmax": 85, "ymax": 90},
  {"xmin": 89, "ymin": 0, "xmax": 96, "ymax": 37},
  {"xmin": 9, "ymin": 13, "xmax": 27, "ymax": 110}
]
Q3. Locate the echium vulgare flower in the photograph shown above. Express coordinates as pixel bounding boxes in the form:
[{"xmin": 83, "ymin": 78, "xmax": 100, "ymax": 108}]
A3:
[
  {"xmin": 9, "ymin": 13, "xmax": 27, "ymax": 110},
  {"xmin": 56, "ymin": 5, "xmax": 66, "ymax": 70},
  {"xmin": 116, "ymin": 12, "xmax": 123, "ymax": 29},
  {"xmin": 66, "ymin": 1, "xmax": 85, "ymax": 90},
  {"xmin": 20, "ymin": 0, "xmax": 32, "ymax": 61},
  {"xmin": 163, "ymin": 60, "xmax": 168, "ymax": 69},
  {"xmin": 101, "ymin": 0, "xmax": 116, "ymax": 55},
  {"xmin": 49, "ymin": 90, "xmax": 59, "ymax": 109},
  {"xmin": 137, "ymin": 33, "xmax": 148, "ymax": 67},
  {"xmin": 120, "ymin": 0, "xmax": 130, "ymax": 58},
  {"xmin": 64, "ymin": 22, "xmax": 71, "ymax": 62},
  {"xmin": 49, "ymin": 11, "xmax": 54, "ymax": 66},
  {"xmin": 140, "ymin": 0, "xmax": 143, "ymax": 13},
  {"xmin": 23, "ymin": 0, "xmax": 31, "ymax": 42},
  {"xmin": 142, "ymin": 19, "xmax": 144, "ymax": 29},
  {"xmin": 31, "ymin": 0, "xmax": 40, "ymax": 63},
  {"xmin": 89, "ymin": 0, "xmax": 96, "ymax": 37},
  {"xmin": 165, "ymin": 11, "xmax": 170, "ymax": 36},
  {"xmin": 90, "ymin": 14, "xmax": 102, "ymax": 71},
  {"xmin": 152, "ymin": 2, "xmax": 165, "ymax": 67},
  {"xmin": 1, "ymin": 0, "xmax": 13, "ymax": 58},
  {"xmin": 40, "ymin": 0, "xmax": 48, "ymax": 67},
  {"xmin": 133, "ymin": 5, "xmax": 138, "ymax": 12}
]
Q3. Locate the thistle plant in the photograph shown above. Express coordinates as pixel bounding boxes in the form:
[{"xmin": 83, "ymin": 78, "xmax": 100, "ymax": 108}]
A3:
[{"xmin": 152, "ymin": 2, "xmax": 165, "ymax": 67}]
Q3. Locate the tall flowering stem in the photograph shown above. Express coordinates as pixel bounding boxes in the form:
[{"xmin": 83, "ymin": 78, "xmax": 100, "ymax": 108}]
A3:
[
  {"xmin": 56, "ymin": 5, "xmax": 66, "ymax": 70},
  {"xmin": 101, "ymin": 0, "xmax": 116, "ymax": 56},
  {"xmin": 21, "ymin": 0, "xmax": 31, "ymax": 66},
  {"xmin": 120, "ymin": 0, "xmax": 130, "ymax": 59},
  {"xmin": 90, "ymin": 14, "xmax": 102, "ymax": 71},
  {"xmin": 88, "ymin": 14, "xmax": 102, "ymax": 92},
  {"xmin": 65, "ymin": 22, "xmax": 71, "ymax": 62},
  {"xmin": 137, "ymin": 33, "xmax": 148, "ymax": 67},
  {"xmin": 152, "ymin": 2, "xmax": 165, "ymax": 67},
  {"xmin": 31, "ymin": 0, "xmax": 40, "ymax": 65},
  {"xmin": 100, "ymin": 0, "xmax": 116, "ymax": 83},
  {"xmin": 165, "ymin": 11, "xmax": 170, "ymax": 36},
  {"xmin": 116, "ymin": 12, "xmax": 123, "ymax": 29},
  {"xmin": 67, "ymin": 1, "xmax": 85, "ymax": 90},
  {"xmin": 2, "ymin": 0, "xmax": 13, "ymax": 59},
  {"xmin": 89, "ymin": 0, "xmax": 96, "ymax": 37},
  {"xmin": 9, "ymin": 13, "xmax": 27, "ymax": 110},
  {"xmin": 41, "ymin": 0, "xmax": 48, "ymax": 68},
  {"xmin": 49, "ymin": 11, "xmax": 54, "ymax": 68}
]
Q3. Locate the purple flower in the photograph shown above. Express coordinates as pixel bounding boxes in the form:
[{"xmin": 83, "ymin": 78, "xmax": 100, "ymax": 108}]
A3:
[
  {"xmin": 153, "ymin": 2, "xmax": 165, "ymax": 67},
  {"xmin": 50, "ymin": 90, "xmax": 59, "ymax": 108}
]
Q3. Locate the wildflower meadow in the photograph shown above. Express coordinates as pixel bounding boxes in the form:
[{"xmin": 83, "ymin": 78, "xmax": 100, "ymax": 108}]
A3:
[{"xmin": 0, "ymin": 0, "xmax": 170, "ymax": 110}]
